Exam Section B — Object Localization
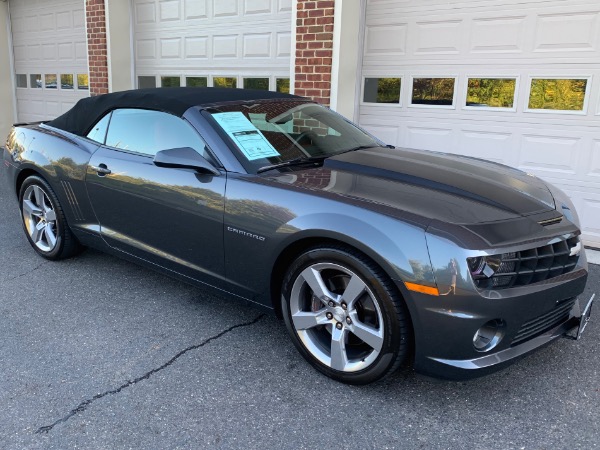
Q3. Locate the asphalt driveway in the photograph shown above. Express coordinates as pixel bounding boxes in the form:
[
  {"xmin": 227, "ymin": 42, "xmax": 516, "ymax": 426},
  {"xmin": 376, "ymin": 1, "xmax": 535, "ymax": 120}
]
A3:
[{"xmin": 0, "ymin": 181, "xmax": 598, "ymax": 449}]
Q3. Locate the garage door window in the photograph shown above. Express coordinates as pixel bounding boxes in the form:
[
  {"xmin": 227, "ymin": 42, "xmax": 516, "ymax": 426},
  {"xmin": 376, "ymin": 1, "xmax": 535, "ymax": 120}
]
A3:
[
  {"xmin": 161, "ymin": 76, "xmax": 180, "ymax": 87},
  {"xmin": 77, "ymin": 74, "xmax": 89, "ymax": 90},
  {"xmin": 16, "ymin": 74, "xmax": 27, "ymax": 88},
  {"xmin": 363, "ymin": 78, "xmax": 401, "ymax": 104},
  {"xmin": 138, "ymin": 76, "xmax": 156, "ymax": 89},
  {"xmin": 213, "ymin": 77, "xmax": 237, "ymax": 88},
  {"xmin": 411, "ymin": 77, "xmax": 456, "ymax": 107},
  {"xmin": 45, "ymin": 74, "xmax": 57, "ymax": 89},
  {"xmin": 243, "ymin": 78, "xmax": 269, "ymax": 90},
  {"xmin": 276, "ymin": 78, "xmax": 290, "ymax": 93},
  {"xmin": 61, "ymin": 74, "xmax": 74, "ymax": 90},
  {"xmin": 30, "ymin": 74, "xmax": 42, "ymax": 89},
  {"xmin": 186, "ymin": 77, "xmax": 208, "ymax": 87},
  {"xmin": 527, "ymin": 78, "xmax": 589, "ymax": 113},
  {"xmin": 465, "ymin": 78, "xmax": 517, "ymax": 109}
]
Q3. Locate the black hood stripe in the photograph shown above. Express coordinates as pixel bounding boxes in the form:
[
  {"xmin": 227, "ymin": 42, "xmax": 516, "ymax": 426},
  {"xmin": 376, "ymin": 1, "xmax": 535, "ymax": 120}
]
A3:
[{"xmin": 324, "ymin": 157, "xmax": 517, "ymax": 213}]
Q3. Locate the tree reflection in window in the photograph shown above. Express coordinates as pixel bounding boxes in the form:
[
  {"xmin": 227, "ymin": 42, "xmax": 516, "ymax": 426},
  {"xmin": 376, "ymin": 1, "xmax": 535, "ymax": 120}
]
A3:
[
  {"xmin": 412, "ymin": 78, "xmax": 455, "ymax": 106},
  {"xmin": 363, "ymin": 78, "xmax": 401, "ymax": 103},
  {"xmin": 276, "ymin": 78, "xmax": 290, "ymax": 93},
  {"xmin": 213, "ymin": 77, "xmax": 237, "ymax": 88},
  {"xmin": 161, "ymin": 76, "xmax": 181, "ymax": 87},
  {"xmin": 528, "ymin": 79, "xmax": 588, "ymax": 111},
  {"xmin": 77, "ymin": 74, "xmax": 89, "ymax": 90},
  {"xmin": 467, "ymin": 78, "xmax": 516, "ymax": 108},
  {"xmin": 186, "ymin": 77, "xmax": 208, "ymax": 87},
  {"xmin": 244, "ymin": 78, "xmax": 269, "ymax": 90},
  {"xmin": 61, "ymin": 74, "xmax": 74, "ymax": 89}
]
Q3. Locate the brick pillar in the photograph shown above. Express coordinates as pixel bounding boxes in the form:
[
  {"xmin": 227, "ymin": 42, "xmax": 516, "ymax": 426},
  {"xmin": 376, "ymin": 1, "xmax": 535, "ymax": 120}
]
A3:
[
  {"xmin": 294, "ymin": 1, "xmax": 335, "ymax": 106},
  {"xmin": 85, "ymin": 0, "xmax": 109, "ymax": 96}
]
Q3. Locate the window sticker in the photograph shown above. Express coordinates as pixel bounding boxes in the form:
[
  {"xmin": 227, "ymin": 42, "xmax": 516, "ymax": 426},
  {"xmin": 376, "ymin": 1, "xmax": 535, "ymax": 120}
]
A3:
[{"xmin": 212, "ymin": 112, "xmax": 280, "ymax": 161}]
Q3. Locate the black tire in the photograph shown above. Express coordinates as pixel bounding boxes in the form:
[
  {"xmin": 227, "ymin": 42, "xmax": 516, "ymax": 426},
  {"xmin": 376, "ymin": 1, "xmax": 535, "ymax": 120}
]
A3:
[
  {"xmin": 281, "ymin": 245, "xmax": 411, "ymax": 384},
  {"xmin": 19, "ymin": 175, "xmax": 83, "ymax": 260}
]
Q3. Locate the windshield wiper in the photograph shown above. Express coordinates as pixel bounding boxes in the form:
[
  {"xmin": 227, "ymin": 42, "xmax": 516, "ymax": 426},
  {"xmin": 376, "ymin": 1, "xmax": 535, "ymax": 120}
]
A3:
[{"xmin": 257, "ymin": 155, "xmax": 328, "ymax": 174}]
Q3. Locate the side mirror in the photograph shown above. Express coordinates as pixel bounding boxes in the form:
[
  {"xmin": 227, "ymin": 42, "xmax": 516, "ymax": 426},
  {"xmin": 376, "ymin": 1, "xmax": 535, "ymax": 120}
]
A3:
[{"xmin": 153, "ymin": 147, "xmax": 220, "ymax": 175}]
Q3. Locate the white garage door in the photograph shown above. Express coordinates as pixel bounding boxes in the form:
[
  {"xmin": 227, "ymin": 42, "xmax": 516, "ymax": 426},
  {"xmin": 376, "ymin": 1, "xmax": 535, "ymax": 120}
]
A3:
[
  {"xmin": 10, "ymin": 0, "xmax": 89, "ymax": 122},
  {"xmin": 133, "ymin": 0, "xmax": 293, "ymax": 93},
  {"xmin": 359, "ymin": 0, "xmax": 600, "ymax": 248}
]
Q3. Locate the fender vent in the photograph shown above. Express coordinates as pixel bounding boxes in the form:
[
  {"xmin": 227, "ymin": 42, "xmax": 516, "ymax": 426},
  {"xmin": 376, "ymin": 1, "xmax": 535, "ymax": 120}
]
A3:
[{"xmin": 61, "ymin": 181, "xmax": 85, "ymax": 221}]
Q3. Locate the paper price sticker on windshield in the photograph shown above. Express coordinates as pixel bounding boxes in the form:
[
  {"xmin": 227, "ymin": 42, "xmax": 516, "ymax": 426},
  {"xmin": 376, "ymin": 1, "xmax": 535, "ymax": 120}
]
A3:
[{"xmin": 212, "ymin": 112, "xmax": 280, "ymax": 161}]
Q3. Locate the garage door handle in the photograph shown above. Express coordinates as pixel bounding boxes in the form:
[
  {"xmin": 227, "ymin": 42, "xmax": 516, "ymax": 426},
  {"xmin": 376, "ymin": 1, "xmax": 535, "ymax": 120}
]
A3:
[{"xmin": 91, "ymin": 164, "xmax": 111, "ymax": 176}]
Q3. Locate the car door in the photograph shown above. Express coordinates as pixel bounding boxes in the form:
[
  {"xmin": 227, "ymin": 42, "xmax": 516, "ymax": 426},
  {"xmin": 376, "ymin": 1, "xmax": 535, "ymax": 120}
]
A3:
[{"xmin": 85, "ymin": 108, "xmax": 227, "ymax": 286}]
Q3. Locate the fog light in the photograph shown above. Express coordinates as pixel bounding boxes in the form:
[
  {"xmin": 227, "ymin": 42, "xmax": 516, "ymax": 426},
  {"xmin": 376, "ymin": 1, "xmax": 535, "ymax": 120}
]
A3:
[{"xmin": 473, "ymin": 319, "xmax": 505, "ymax": 352}]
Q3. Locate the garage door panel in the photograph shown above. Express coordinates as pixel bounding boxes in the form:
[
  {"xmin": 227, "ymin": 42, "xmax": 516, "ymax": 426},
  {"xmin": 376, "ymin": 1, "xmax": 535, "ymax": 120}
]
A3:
[
  {"xmin": 517, "ymin": 134, "xmax": 581, "ymax": 175},
  {"xmin": 471, "ymin": 16, "xmax": 526, "ymax": 54},
  {"xmin": 533, "ymin": 12, "xmax": 599, "ymax": 53},
  {"xmin": 133, "ymin": 0, "xmax": 291, "ymax": 83},
  {"xmin": 10, "ymin": 0, "xmax": 89, "ymax": 122}
]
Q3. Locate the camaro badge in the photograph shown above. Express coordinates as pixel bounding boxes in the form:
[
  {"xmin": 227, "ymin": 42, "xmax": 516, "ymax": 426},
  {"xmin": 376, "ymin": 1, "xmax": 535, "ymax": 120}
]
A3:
[{"xmin": 227, "ymin": 226, "xmax": 266, "ymax": 242}]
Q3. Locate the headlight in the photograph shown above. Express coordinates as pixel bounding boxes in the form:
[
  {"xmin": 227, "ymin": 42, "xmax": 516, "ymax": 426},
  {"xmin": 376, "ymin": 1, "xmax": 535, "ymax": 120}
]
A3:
[{"xmin": 467, "ymin": 253, "xmax": 517, "ymax": 288}]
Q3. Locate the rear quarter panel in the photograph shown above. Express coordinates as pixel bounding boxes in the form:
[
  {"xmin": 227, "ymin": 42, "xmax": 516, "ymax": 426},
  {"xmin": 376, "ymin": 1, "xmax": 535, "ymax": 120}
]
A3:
[{"xmin": 4, "ymin": 124, "xmax": 101, "ymax": 238}]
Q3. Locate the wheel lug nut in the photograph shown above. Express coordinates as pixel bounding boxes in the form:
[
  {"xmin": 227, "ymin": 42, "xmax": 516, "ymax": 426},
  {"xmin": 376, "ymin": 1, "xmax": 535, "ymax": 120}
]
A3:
[
  {"xmin": 346, "ymin": 317, "xmax": 352, "ymax": 325},
  {"xmin": 341, "ymin": 302, "xmax": 347, "ymax": 310},
  {"xmin": 328, "ymin": 300, "xmax": 335, "ymax": 307},
  {"xmin": 326, "ymin": 312, "xmax": 333, "ymax": 320},
  {"xmin": 336, "ymin": 322, "xmax": 343, "ymax": 330}
]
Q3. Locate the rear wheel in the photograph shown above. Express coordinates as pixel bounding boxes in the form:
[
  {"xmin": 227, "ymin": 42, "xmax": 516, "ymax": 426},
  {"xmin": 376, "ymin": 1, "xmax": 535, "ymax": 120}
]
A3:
[
  {"xmin": 281, "ymin": 245, "xmax": 411, "ymax": 384},
  {"xmin": 19, "ymin": 176, "xmax": 83, "ymax": 260}
]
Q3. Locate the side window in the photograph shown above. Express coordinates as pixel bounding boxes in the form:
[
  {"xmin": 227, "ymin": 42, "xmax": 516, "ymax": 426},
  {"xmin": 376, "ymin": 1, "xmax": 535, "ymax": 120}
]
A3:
[
  {"xmin": 86, "ymin": 112, "xmax": 112, "ymax": 144},
  {"xmin": 104, "ymin": 109, "xmax": 212, "ymax": 160}
]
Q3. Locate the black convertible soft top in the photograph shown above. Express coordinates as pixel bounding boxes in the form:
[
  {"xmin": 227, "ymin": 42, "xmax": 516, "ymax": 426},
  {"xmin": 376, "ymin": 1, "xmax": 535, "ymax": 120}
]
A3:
[{"xmin": 47, "ymin": 87, "xmax": 300, "ymax": 137}]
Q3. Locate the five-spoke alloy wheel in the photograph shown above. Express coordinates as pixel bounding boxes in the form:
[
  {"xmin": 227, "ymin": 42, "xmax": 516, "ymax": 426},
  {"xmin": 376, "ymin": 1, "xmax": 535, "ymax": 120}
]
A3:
[
  {"xmin": 19, "ymin": 176, "xmax": 82, "ymax": 260},
  {"xmin": 282, "ymin": 246, "xmax": 411, "ymax": 384}
]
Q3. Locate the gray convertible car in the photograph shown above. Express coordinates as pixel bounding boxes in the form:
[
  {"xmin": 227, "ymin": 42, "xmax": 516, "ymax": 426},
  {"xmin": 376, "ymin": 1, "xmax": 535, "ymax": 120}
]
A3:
[{"xmin": 1, "ymin": 88, "xmax": 594, "ymax": 384}]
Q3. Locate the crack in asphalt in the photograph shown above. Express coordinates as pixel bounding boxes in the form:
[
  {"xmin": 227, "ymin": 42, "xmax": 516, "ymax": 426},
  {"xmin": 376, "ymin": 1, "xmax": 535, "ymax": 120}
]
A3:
[
  {"xmin": 35, "ymin": 313, "xmax": 266, "ymax": 434},
  {"xmin": 0, "ymin": 261, "xmax": 49, "ymax": 285}
]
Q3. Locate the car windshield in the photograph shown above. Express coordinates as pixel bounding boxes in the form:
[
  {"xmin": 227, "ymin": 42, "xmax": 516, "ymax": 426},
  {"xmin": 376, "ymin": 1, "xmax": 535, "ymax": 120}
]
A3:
[{"xmin": 206, "ymin": 100, "xmax": 381, "ymax": 173}]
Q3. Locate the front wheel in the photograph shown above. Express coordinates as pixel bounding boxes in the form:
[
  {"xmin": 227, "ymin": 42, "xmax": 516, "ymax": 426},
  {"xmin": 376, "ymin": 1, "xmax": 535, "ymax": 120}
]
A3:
[{"xmin": 281, "ymin": 246, "xmax": 411, "ymax": 384}]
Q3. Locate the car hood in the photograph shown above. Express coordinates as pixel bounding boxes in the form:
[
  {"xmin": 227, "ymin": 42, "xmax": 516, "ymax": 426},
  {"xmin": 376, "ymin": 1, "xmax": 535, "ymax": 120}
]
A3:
[{"xmin": 268, "ymin": 146, "xmax": 558, "ymax": 226}]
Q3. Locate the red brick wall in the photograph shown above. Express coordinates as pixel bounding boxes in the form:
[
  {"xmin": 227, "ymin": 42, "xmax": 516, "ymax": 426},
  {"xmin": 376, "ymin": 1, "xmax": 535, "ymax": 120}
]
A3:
[
  {"xmin": 85, "ymin": 0, "xmax": 109, "ymax": 96},
  {"xmin": 294, "ymin": 1, "xmax": 335, "ymax": 106}
]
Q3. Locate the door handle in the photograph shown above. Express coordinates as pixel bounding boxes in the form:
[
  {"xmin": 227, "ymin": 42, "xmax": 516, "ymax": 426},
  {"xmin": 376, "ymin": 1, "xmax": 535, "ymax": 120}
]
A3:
[{"xmin": 91, "ymin": 164, "xmax": 111, "ymax": 176}]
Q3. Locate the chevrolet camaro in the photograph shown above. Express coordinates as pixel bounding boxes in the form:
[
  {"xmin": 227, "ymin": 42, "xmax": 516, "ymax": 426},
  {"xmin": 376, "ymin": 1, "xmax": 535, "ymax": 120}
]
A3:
[{"xmin": 1, "ymin": 88, "xmax": 594, "ymax": 384}]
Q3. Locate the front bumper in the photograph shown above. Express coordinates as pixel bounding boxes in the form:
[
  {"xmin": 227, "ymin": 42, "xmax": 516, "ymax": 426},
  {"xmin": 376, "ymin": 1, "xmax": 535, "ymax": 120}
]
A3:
[{"xmin": 400, "ymin": 267, "xmax": 591, "ymax": 380}]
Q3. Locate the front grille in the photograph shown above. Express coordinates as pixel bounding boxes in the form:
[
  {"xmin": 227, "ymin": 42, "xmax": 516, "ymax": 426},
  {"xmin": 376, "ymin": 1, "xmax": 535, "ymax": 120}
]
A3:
[
  {"xmin": 472, "ymin": 236, "xmax": 580, "ymax": 290},
  {"xmin": 512, "ymin": 297, "xmax": 576, "ymax": 346}
]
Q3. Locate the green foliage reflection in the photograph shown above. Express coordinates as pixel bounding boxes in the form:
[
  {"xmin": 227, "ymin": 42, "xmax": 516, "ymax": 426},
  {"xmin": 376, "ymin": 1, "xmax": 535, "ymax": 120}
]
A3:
[
  {"xmin": 412, "ymin": 78, "xmax": 455, "ymax": 105},
  {"xmin": 244, "ymin": 78, "xmax": 270, "ymax": 90},
  {"xmin": 363, "ymin": 78, "xmax": 401, "ymax": 103},
  {"xmin": 276, "ymin": 78, "xmax": 290, "ymax": 93},
  {"xmin": 528, "ymin": 79, "xmax": 587, "ymax": 111},
  {"xmin": 467, "ymin": 78, "xmax": 516, "ymax": 108},
  {"xmin": 213, "ymin": 77, "xmax": 237, "ymax": 89},
  {"xmin": 161, "ymin": 76, "xmax": 181, "ymax": 88},
  {"xmin": 186, "ymin": 77, "xmax": 208, "ymax": 87}
]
